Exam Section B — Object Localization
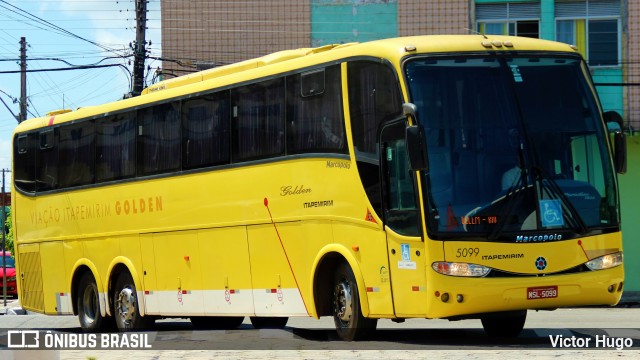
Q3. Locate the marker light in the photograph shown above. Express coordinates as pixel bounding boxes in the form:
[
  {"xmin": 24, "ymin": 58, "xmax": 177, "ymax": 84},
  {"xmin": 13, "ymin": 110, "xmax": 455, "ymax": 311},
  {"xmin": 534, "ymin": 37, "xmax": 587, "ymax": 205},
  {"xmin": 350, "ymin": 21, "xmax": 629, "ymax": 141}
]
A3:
[
  {"xmin": 585, "ymin": 252, "xmax": 623, "ymax": 270},
  {"xmin": 432, "ymin": 262, "xmax": 491, "ymax": 277}
]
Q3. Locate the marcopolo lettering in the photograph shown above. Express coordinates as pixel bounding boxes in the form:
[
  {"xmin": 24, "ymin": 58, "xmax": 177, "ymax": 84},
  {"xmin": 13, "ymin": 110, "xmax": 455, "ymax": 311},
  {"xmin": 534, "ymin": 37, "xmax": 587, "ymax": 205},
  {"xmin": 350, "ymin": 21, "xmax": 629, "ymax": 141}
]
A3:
[{"xmin": 515, "ymin": 234, "xmax": 562, "ymax": 243}]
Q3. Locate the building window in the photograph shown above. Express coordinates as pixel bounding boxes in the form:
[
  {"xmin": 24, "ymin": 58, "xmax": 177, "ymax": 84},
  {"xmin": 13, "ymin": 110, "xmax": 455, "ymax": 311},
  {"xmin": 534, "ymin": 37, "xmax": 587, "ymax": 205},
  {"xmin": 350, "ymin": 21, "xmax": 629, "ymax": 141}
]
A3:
[
  {"xmin": 476, "ymin": 2, "xmax": 540, "ymax": 38},
  {"xmin": 555, "ymin": 0, "xmax": 621, "ymax": 67}
]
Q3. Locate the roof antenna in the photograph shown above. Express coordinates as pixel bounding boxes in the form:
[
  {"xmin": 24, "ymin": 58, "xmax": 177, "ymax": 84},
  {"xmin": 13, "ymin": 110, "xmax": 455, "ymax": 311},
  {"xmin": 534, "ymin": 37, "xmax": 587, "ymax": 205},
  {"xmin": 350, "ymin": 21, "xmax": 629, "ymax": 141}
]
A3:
[{"xmin": 464, "ymin": 28, "xmax": 488, "ymax": 39}]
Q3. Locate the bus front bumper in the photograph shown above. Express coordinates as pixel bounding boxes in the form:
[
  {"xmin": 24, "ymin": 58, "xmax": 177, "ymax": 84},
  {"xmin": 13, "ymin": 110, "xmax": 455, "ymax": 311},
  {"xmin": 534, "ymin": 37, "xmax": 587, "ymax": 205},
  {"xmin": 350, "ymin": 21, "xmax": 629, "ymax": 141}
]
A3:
[{"xmin": 426, "ymin": 265, "xmax": 624, "ymax": 319}]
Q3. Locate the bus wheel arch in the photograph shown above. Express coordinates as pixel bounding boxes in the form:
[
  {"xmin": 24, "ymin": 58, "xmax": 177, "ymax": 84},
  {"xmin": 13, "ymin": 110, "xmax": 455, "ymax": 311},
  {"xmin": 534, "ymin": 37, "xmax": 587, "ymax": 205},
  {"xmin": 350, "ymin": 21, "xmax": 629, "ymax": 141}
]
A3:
[
  {"xmin": 311, "ymin": 247, "xmax": 372, "ymax": 320},
  {"xmin": 106, "ymin": 257, "xmax": 145, "ymax": 317},
  {"xmin": 312, "ymin": 252, "xmax": 343, "ymax": 317},
  {"xmin": 71, "ymin": 265, "xmax": 114, "ymax": 332},
  {"xmin": 70, "ymin": 262, "xmax": 104, "ymax": 317},
  {"xmin": 109, "ymin": 264, "xmax": 154, "ymax": 331}
]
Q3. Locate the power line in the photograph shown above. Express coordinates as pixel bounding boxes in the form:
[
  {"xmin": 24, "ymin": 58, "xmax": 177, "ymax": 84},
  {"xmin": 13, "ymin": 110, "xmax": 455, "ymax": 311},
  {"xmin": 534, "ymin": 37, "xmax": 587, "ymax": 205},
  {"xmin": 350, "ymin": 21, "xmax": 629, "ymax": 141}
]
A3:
[
  {"xmin": 0, "ymin": 63, "xmax": 128, "ymax": 74},
  {"xmin": 0, "ymin": 0, "xmax": 126, "ymax": 57}
]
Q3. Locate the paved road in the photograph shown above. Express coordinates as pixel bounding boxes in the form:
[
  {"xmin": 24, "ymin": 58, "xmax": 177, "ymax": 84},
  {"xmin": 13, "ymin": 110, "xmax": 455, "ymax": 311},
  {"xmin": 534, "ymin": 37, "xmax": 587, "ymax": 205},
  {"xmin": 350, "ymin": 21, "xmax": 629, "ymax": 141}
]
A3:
[{"xmin": 0, "ymin": 307, "xmax": 639, "ymax": 359}]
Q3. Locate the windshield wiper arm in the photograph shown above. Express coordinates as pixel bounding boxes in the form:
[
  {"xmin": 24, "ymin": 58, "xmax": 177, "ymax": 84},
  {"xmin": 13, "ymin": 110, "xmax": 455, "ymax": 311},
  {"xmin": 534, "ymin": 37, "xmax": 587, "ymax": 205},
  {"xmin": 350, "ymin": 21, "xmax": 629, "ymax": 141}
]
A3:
[
  {"xmin": 532, "ymin": 166, "xmax": 588, "ymax": 235},
  {"xmin": 488, "ymin": 166, "xmax": 528, "ymax": 241}
]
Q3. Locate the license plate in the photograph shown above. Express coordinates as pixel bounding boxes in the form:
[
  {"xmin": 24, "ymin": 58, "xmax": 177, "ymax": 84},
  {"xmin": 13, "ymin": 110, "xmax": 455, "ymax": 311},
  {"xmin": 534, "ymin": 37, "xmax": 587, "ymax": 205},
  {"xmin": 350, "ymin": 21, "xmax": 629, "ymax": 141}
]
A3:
[{"xmin": 527, "ymin": 286, "xmax": 558, "ymax": 300}]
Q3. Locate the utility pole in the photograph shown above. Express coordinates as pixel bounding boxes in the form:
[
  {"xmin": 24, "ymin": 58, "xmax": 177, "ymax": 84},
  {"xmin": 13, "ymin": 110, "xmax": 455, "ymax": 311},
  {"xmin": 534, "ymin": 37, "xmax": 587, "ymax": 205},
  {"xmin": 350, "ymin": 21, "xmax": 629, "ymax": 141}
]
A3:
[
  {"xmin": 19, "ymin": 37, "xmax": 27, "ymax": 122},
  {"xmin": 131, "ymin": 0, "xmax": 148, "ymax": 97}
]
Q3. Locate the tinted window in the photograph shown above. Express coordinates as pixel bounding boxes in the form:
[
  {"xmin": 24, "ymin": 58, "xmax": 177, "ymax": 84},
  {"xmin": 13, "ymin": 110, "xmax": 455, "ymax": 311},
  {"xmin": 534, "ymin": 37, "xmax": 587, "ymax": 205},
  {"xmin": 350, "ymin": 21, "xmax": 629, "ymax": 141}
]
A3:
[
  {"xmin": 232, "ymin": 78, "xmax": 285, "ymax": 162},
  {"xmin": 59, "ymin": 121, "xmax": 95, "ymax": 187},
  {"xmin": 37, "ymin": 129, "xmax": 58, "ymax": 191},
  {"xmin": 348, "ymin": 61, "xmax": 402, "ymax": 156},
  {"xmin": 13, "ymin": 133, "xmax": 37, "ymax": 193},
  {"xmin": 96, "ymin": 113, "xmax": 136, "ymax": 182},
  {"xmin": 286, "ymin": 65, "xmax": 347, "ymax": 154},
  {"xmin": 348, "ymin": 61, "xmax": 403, "ymax": 216},
  {"xmin": 182, "ymin": 92, "xmax": 230, "ymax": 169},
  {"xmin": 138, "ymin": 102, "xmax": 181, "ymax": 175}
]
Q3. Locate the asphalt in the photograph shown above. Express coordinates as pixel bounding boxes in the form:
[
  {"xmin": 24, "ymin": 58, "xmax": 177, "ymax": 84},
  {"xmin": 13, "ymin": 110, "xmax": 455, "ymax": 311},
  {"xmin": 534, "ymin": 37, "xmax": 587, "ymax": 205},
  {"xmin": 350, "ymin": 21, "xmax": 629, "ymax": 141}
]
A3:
[{"xmin": 0, "ymin": 297, "xmax": 24, "ymax": 316}]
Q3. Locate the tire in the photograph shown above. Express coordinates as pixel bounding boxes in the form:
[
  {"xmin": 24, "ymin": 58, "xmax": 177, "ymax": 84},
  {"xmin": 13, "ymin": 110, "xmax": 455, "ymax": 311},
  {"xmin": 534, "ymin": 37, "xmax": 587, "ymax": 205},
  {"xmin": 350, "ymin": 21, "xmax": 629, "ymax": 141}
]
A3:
[
  {"xmin": 77, "ymin": 272, "xmax": 113, "ymax": 332},
  {"xmin": 332, "ymin": 262, "xmax": 377, "ymax": 341},
  {"xmin": 190, "ymin": 316, "xmax": 245, "ymax": 330},
  {"xmin": 113, "ymin": 271, "xmax": 154, "ymax": 331},
  {"xmin": 481, "ymin": 310, "xmax": 527, "ymax": 338},
  {"xmin": 250, "ymin": 316, "xmax": 288, "ymax": 329}
]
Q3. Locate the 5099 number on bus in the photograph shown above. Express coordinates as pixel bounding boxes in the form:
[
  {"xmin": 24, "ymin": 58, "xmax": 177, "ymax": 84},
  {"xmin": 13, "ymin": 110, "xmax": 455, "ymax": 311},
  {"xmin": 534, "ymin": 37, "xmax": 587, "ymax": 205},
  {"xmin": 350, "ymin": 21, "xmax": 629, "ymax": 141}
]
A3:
[{"xmin": 527, "ymin": 286, "xmax": 558, "ymax": 300}]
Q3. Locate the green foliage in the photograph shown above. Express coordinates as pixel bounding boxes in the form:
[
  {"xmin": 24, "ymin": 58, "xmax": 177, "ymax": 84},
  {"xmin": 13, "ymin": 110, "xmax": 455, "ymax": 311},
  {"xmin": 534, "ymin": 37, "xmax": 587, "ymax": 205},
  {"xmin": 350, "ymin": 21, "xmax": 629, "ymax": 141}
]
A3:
[{"xmin": 2, "ymin": 208, "xmax": 13, "ymax": 255}]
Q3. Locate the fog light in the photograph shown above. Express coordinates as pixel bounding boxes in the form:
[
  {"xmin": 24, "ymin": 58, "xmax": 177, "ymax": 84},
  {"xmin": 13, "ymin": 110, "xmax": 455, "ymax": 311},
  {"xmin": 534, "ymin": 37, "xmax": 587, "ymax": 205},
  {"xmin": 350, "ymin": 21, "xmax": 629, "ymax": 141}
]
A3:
[
  {"xmin": 608, "ymin": 285, "xmax": 615, "ymax": 293},
  {"xmin": 441, "ymin": 292, "xmax": 449, "ymax": 302},
  {"xmin": 618, "ymin": 282, "xmax": 624, "ymax": 292},
  {"xmin": 456, "ymin": 294, "xmax": 464, "ymax": 303}
]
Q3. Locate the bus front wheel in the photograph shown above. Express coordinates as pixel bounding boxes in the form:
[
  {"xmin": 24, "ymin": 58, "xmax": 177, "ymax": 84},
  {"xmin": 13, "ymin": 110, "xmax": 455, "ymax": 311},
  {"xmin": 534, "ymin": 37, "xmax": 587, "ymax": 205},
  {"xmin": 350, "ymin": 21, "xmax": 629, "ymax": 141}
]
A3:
[
  {"xmin": 481, "ymin": 310, "xmax": 527, "ymax": 337},
  {"xmin": 77, "ymin": 272, "xmax": 113, "ymax": 332},
  {"xmin": 332, "ymin": 262, "xmax": 377, "ymax": 341},
  {"xmin": 113, "ymin": 271, "xmax": 154, "ymax": 331}
]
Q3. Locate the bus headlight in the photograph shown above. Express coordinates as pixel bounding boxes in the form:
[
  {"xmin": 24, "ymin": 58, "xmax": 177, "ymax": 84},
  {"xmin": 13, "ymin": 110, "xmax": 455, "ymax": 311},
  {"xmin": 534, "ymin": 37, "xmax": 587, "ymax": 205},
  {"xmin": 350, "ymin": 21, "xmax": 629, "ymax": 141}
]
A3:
[
  {"xmin": 585, "ymin": 252, "xmax": 623, "ymax": 271},
  {"xmin": 432, "ymin": 262, "xmax": 491, "ymax": 277}
]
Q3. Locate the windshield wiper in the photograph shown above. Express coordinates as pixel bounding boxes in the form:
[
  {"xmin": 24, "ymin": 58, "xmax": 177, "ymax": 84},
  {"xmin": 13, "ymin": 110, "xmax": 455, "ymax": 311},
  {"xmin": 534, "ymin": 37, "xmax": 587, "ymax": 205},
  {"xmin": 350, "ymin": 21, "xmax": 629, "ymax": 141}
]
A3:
[
  {"xmin": 487, "ymin": 167, "xmax": 528, "ymax": 240},
  {"xmin": 531, "ymin": 166, "xmax": 588, "ymax": 235}
]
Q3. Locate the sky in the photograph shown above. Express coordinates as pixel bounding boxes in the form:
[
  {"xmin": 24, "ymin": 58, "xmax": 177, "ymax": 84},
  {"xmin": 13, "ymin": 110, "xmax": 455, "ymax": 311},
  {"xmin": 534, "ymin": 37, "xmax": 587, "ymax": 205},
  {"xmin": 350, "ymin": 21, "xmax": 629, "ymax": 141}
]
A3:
[{"xmin": 0, "ymin": 0, "xmax": 161, "ymax": 178}]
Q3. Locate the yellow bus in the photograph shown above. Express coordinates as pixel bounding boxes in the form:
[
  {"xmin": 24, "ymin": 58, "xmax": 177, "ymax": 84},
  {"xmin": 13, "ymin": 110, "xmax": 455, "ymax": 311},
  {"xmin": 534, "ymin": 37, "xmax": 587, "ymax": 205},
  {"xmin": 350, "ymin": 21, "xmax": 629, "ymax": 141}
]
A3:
[{"xmin": 12, "ymin": 35, "xmax": 626, "ymax": 341}]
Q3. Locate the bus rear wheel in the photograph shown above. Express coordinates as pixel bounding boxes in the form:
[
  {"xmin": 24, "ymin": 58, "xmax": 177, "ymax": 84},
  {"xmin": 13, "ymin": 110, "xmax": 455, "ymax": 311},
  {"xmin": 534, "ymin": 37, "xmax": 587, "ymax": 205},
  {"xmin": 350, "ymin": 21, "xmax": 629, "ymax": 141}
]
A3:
[
  {"xmin": 77, "ymin": 272, "xmax": 113, "ymax": 332},
  {"xmin": 332, "ymin": 262, "xmax": 377, "ymax": 341},
  {"xmin": 113, "ymin": 271, "xmax": 154, "ymax": 331},
  {"xmin": 481, "ymin": 310, "xmax": 527, "ymax": 337},
  {"xmin": 190, "ymin": 316, "xmax": 245, "ymax": 330},
  {"xmin": 250, "ymin": 316, "xmax": 288, "ymax": 329}
]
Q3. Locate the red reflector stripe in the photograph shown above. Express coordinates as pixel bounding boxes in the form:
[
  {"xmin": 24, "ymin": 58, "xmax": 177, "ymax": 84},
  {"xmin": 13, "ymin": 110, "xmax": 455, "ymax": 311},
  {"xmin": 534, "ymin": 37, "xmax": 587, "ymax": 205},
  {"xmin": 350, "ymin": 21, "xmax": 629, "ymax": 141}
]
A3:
[{"xmin": 412, "ymin": 286, "xmax": 420, "ymax": 291}]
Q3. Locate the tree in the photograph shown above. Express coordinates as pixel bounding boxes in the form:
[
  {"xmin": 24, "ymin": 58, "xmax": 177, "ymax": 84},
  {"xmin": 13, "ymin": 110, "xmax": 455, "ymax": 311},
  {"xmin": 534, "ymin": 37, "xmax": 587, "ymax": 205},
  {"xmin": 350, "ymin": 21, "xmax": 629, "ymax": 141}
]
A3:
[{"xmin": 2, "ymin": 208, "xmax": 13, "ymax": 256}]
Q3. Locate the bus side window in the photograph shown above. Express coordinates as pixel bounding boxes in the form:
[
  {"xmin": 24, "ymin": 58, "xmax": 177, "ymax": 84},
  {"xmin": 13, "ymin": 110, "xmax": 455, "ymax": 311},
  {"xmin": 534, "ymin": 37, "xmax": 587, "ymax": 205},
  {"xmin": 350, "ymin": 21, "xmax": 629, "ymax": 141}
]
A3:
[
  {"xmin": 182, "ymin": 91, "xmax": 230, "ymax": 169},
  {"xmin": 59, "ymin": 121, "xmax": 95, "ymax": 188},
  {"xmin": 96, "ymin": 112, "xmax": 136, "ymax": 182},
  {"xmin": 232, "ymin": 78, "xmax": 285, "ymax": 162},
  {"xmin": 37, "ymin": 129, "xmax": 59, "ymax": 192},
  {"xmin": 286, "ymin": 65, "xmax": 347, "ymax": 155},
  {"xmin": 138, "ymin": 102, "xmax": 181, "ymax": 175},
  {"xmin": 14, "ymin": 133, "xmax": 37, "ymax": 193}
]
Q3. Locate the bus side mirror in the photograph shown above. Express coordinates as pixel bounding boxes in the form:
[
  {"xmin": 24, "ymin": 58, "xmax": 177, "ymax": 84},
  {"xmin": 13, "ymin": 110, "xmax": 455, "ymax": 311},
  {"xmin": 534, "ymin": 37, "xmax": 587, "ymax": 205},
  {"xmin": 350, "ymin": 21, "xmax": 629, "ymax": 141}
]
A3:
[
  {"xmin": 403, "ymin": 103, "xmax": 428, "ymax": 171},
  {"xmin": 604, "ymin": 111, "xmax": 626, "ymax": 174}
]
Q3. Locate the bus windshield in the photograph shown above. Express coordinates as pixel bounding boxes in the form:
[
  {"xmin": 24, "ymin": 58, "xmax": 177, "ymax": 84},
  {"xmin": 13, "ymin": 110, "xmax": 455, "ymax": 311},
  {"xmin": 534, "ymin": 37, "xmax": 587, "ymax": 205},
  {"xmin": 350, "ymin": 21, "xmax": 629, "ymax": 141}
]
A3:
[{"xmin": 404, "ymin": 55, "xmax": 619, "ymax": 241}]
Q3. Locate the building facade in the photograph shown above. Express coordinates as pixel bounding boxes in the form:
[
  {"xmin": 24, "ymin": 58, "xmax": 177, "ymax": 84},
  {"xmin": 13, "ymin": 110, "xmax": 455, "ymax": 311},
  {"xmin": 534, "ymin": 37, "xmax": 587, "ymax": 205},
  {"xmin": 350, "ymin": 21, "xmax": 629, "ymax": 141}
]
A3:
[{"xmin": 161, "ymin": 0, "xmax": 636, "ymax": 129}]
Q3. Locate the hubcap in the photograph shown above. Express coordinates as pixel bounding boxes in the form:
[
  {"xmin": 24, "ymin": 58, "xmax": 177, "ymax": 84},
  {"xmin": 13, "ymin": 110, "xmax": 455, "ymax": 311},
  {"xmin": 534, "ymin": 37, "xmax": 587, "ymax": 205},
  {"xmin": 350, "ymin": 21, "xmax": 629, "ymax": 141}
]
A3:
[
  {"xmin": 334, "ymin": 280, "xmax": 352, "ymax": 323},
  {"xmin": 116, "ymin": 286, "xmax": 136, "ymax": 327}
]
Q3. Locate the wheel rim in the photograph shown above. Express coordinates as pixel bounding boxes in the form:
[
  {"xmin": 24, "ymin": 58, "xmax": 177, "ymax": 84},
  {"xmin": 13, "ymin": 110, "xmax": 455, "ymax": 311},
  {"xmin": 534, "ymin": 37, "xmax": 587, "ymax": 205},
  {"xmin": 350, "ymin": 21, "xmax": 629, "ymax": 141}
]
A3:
[
  {"xmin": 115, "ymin": 285, "xmax": 136, "ymax": 327},
  {"xmin": 81, "ymin": 284, "xmax": 99, "ymax": 325},
  {"xmin": 334, "ymin": 279, "xmax": 352, "ymax": 324}
]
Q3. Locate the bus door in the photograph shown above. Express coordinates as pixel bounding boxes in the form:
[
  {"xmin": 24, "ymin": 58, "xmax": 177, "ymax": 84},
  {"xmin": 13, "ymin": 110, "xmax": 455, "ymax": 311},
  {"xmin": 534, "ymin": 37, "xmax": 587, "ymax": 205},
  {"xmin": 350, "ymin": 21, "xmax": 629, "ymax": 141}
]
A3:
[{"xmin": 380, "ymin": 120, "xmax": 428, "ymax": 316}]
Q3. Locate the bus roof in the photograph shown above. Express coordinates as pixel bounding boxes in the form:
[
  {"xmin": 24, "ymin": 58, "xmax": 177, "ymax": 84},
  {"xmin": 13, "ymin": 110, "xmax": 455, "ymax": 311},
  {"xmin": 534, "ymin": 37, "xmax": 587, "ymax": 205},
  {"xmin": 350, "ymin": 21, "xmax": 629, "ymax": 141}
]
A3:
[{"xmin": 13, "ymin": 35, "xmax": 578, "ymax": 135}]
